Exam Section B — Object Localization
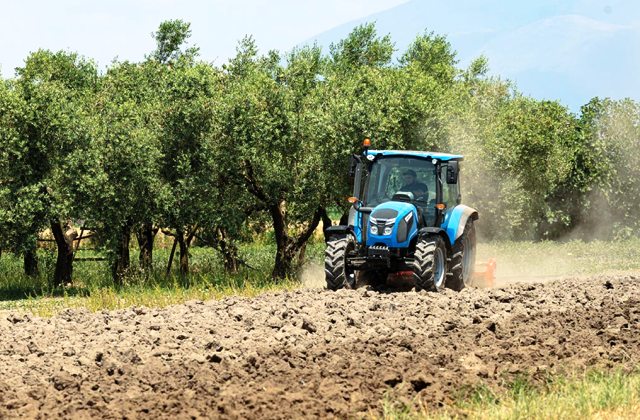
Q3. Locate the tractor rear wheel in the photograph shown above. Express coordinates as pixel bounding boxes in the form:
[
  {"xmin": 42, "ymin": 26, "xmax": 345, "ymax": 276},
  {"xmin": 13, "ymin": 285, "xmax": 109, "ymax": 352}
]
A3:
[
  {"xmin": 412, "ymin": 235, "xmax": 448, "ymax": 292},
  {"xmin": 447, "ymin": 219, "xmax": 477, "ymax": 291},
  {"xmin": 324, "ymin": 235, "xmax": 356, "ymax": 290}
]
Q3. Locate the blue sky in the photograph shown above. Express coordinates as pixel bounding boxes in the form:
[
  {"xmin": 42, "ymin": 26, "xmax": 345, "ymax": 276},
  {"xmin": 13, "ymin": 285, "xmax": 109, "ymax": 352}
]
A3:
[
  {"xmin": 1, "ymin": 1, "xmax": 637, "ymax": 110},
  {"xmin": 0, "ymin": 0, "xmax": 408, "ymax": 76}
]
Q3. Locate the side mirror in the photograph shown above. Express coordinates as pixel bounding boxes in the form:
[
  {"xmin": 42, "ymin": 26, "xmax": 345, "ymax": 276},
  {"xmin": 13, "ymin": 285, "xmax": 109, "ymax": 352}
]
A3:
[
  {"xmin": 446, "ymin": 161, "xmax": 459, "ymax": 184},
  {"xmin": 348, "ymin": 154, "xmax": 361, "ymax": 178}
]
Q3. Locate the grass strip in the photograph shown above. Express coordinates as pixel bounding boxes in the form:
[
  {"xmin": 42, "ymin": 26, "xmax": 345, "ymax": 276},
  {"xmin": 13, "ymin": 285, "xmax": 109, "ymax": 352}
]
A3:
[{"xmin": 380, "ymin": 369, "xmax": 640, "ymax": 420}]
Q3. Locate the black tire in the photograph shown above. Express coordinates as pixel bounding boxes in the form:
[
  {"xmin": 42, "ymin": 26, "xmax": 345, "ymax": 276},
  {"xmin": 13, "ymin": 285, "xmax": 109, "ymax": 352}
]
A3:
[
  {"xmin": 412, "ymin": 235, "xmax": 448, "ymax": 292},
  {"xmin": 324, "ymin": 235, "xmax": 356, "ymax": 291},
  {"xmin": 447, "ymin": 219, "xmax": 477, "ymax": 291}
]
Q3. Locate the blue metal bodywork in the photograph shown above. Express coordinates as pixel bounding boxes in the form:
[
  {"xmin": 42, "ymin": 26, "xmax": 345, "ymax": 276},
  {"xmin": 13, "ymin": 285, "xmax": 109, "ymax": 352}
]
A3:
[
  {"xmin": 353, "ymin": 209, "xmax": 363, "ymax": 243},
  {"xmin": 348, "ymin": 150, "xmax": 476, "ymax": 250},
  {"xmin": 356, "ymin": 203, "xmax": 477, "ymax": 247},
  {"xmin": 440, "ymin": 205, "xmax": 478, "ymax": 245},
  {"xmin": 365, "ymin": 201, "xmax": 418, "ymax": 248}
]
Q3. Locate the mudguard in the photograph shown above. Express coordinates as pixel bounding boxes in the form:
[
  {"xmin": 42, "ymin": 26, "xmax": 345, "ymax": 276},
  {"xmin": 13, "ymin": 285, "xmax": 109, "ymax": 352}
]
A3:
[
  {"xmin": 441, "ymin": 205, "xmax": 479, "ymax": 245},
  {"xmin": 325, "ymin": 225, "xmax": 351, "ymax": 237}
]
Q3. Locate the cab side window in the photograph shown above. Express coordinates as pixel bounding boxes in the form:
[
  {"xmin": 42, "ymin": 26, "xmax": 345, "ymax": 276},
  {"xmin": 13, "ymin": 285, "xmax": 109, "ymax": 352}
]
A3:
[{"xmin": 440, "ymin": 164, "xmax": 460, "ymax": 209}]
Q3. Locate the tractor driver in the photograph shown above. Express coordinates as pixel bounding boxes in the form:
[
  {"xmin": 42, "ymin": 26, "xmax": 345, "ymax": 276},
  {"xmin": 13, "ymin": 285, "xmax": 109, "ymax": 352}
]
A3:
[{"xmin": 399, "ymin": 169, "xmax": 428, "ymax": 200}]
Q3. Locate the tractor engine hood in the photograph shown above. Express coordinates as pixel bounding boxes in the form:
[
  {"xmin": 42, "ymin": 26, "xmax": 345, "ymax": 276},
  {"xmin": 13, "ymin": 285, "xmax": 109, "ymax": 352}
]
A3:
[{"xmin": 366, "ymin": 201, "xmax": 418, "ymax": 248}]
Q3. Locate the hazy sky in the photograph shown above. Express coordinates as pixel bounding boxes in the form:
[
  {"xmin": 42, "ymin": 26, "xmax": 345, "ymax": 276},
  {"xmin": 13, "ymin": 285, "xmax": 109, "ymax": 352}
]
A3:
[{"xmin": 0, "ymin": 0, "xmax": 409, "ymax": 77}]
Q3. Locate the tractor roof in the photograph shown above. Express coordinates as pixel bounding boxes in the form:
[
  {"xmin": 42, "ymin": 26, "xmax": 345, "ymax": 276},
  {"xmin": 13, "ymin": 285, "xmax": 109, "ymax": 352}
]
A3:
[{"xmin": 367, "ymin": 150, "xmax": 464, "ymax": 161}]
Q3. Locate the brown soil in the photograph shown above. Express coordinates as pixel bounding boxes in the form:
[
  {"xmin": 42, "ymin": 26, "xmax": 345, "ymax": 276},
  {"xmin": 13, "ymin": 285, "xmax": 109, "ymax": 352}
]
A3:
[{"xmin": 1, "ymin": 274, "xmax": 639, "ymax": 419}]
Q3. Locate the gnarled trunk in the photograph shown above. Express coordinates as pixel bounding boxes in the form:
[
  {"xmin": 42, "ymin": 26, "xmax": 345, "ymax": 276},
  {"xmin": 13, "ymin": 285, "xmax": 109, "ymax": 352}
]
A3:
[
  {"xmin": 215, "ymin": 227, "xmax": 240, "ymax": 274},
  {"xmin": 166, "ymin": 237, "xmax": 178, "ymax": 275},
  {"xmin": 50, "ymin": 221, "xmax": 76, "ymax": 287},
  {"xmin": 339, "ymin": 211, "xmax": 349, "ymax": 226},
  {"xmin": 169, "ymin": 226, "xmax": 197, "ymax": 277},
  {"xmin": 321, "ymin": 207, "xmax": 333, "ymax": 241},
  {"xmin": 270, "ymin": 202, "xmax": 322, "ymax": 280}
]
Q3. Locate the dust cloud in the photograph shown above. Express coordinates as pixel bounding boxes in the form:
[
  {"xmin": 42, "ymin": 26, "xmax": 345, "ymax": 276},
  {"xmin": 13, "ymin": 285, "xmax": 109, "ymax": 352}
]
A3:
[{"xmin": 299, "ymin": 262, "xmax": 325, "ymax": 289}]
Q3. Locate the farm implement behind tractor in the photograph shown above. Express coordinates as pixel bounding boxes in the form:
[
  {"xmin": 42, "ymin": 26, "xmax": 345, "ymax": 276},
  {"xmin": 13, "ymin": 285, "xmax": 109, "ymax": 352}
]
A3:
[{"xmin": 325, "ymin": 138, "xmax": 496, "ymax": 291}]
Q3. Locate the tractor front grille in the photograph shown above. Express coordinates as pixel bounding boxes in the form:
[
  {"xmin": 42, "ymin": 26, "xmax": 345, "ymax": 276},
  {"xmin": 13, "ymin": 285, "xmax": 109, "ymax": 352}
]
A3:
[{"xmin": 368, "ymin": 245, "xmax": 390, "ymax": 258}]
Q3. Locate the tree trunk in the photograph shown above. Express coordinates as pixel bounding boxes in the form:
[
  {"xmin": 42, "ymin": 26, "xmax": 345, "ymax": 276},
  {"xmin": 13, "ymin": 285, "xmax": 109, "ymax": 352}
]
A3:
[
  {"xmin": 339, "ymin": 211, "xmax": 349, "ymax": 226},
  {"xmin": 177, "ymin": 229, "xmax": 189, "ymax": 276},
  {"xmin": 216, "ymin": 227, "xmax": 239, "ymax": 274},
  {"xmin": 23, "ymin": 247, "xmax": 39, "ymax": 278},
  {"xmin": 296, "ymin": 242, "xmax": 307, "ymax": 268},
  {"xmin": 112, "ymin": 222, "xmax": 132, "ymax": 284},
  {"xmin": 166, "ymin": 237, "xmax": 178, "ymax": 275},
  {"xmin": 270, "ymin": 203, "xmax": 322, "ymax": 280},
  {"xmin": 50, "ymin": 221, "xmax": 76, "ymax": 287},
  {"xmin": 271, "ymin": 202, "xmax": 294, "ymax": 279},
  {"xmin": 136, "ymin": 223, "xmax": 156, "ymax": 271}
]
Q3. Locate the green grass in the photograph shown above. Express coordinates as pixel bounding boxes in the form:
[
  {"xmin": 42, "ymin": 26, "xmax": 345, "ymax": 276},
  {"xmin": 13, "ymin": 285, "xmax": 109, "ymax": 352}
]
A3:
[
  {"xmin": 0, "ymin": 241, "xmax": 325, "ymax": 316},
  {"xmin": 380, "ymin": 369, "xmax": 640, "ymax": 419},
  {"xmin": 2, "ymin": 238, "xmax": 640, "ymax": 316},
  {"xmin": 477, "ymin": 238, "xmax": 640, "ymax": 281}
]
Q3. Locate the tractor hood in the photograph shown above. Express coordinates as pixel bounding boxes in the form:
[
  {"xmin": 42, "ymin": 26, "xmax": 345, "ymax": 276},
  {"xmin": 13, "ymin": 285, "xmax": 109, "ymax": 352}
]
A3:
[{"xmin": 366, "ymin": 201, "xmax": 418, "ymax": 248}]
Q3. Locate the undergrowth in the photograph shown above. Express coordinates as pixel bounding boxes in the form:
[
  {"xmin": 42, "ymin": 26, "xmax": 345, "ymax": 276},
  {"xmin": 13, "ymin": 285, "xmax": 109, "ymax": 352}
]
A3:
[
  {"xmin": 381, "ymin": 369, "xmax": 640, "ymax": 419},
  {"xmin": 0, "ymin": 241, "xmax": 324, "ymax": 316}
]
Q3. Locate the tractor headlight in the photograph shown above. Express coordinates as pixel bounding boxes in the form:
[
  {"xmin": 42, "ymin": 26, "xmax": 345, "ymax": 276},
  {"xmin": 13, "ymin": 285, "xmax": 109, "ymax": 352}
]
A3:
[
  {"xmin": 370, "ymin": 225, "xmax": 378, "ymax": 235},
  {"xmin": 383, "ymin": 226, "xmax": 393, "ymax": 235}
]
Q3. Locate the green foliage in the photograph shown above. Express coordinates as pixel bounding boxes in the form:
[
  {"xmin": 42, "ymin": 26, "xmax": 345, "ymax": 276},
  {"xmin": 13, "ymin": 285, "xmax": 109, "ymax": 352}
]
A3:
[
  {"xmin": 150, "ymin": 19, "xmax": 199, "ymax": 64},
  {"xmin": 330, "ymin": 23, "xmax": 394, "ymax": 70},
  {"xmin": 401, "ymin": 31, "xmax": 457, "ymax": 85},
  {"xmin": 582, "ymin": 98, "xmax": 640, "ymax": 238},
  {"xmin": 0, "ymin": 50, "xmax": 97, "ymax": 255},
  {"xmin": 74, "ymin": 60, "xmax": 167, "ymax": 263},
  {"xmin": 490, "ymin": 98, "xmax": 578, "ymax": 238}
]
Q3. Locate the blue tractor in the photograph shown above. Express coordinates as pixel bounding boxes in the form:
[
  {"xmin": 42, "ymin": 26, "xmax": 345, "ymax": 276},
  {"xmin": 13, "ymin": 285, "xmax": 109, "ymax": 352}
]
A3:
[{"xmin": 325, "ymin": 139, "xmax": 479, "ymax": 292}]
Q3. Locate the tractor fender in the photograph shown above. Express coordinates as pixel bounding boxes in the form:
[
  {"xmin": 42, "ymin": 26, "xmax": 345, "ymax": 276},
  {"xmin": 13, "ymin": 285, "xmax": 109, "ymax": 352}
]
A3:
[
  {"xmin": 418, "ymin": 227, "xmax": 445, "ymax": 238},
  {"xmin": 417, "ymin": 227, "xmax": 451, "ymax": 249},
  {"xmin": 441, "ymin": 205, "xmax": 479, "ymax": 246},
  {"xmin": 324, "ymin": 225, "xmax": 353, "ymax": 242}
]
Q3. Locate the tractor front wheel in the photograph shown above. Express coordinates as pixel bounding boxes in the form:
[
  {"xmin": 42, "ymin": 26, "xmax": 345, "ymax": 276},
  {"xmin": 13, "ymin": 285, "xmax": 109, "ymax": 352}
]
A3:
[
  {"xmin": 325, "ymin": 235, "xmax": 356, "ymax": 290},
  {"xmin": 413, "ymin": 235, "xmax": 448, "ymax": 292}
]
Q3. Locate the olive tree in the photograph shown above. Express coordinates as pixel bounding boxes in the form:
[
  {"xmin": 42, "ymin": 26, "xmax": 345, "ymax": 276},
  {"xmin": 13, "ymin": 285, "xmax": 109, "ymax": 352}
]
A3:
[
  {"xmin": 5, "ymin": 50, "xmax": 97, "ymax": 285},
  {"xmin": 72, "ymin": 60, "xmax": 167, "ymax": 282},
  {"xmin": 219, "ymin": 39, "xmax": 333, "ymax": 279},
  {"xmin": 0, "ymin": 80, "xmax": 44, "ymax": 276},
  {"xmin": 157, "ymin": 59, "xmax": 224, "ymax": 276}
]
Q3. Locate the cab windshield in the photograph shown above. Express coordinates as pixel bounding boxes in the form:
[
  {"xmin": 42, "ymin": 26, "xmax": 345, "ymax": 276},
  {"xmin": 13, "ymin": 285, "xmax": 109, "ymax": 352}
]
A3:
[{"xmin": 363, "ymin": 157, "xmax": 437, "ymax": 207}]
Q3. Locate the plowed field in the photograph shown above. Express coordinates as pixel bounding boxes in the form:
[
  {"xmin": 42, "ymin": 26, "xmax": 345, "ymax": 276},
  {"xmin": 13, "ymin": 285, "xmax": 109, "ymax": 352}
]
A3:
[{"xmin": 1, "ymin": 274, "xmax": 639, "ymax": 418}]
